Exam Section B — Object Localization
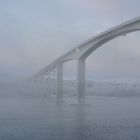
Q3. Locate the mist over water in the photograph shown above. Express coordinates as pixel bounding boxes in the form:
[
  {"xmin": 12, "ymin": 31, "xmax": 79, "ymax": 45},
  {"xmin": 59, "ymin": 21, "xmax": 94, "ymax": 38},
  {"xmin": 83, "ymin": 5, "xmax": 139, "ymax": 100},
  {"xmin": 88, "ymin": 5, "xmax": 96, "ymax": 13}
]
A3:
[
  {"xmin": 1, "ymin": 0, "xmax": 140, "ymax": 139},
  {"xmin": 0, "ymin": 81, "xmax": 140, "ymax": 140}
]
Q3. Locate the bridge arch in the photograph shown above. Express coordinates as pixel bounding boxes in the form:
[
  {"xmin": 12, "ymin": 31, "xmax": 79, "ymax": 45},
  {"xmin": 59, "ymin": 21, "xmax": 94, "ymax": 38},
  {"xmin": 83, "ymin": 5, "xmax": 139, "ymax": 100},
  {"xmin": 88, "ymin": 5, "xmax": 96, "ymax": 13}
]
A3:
[
  {"xmin": 31, "ymin": 17, "xmax": 140, "ymax": 103},
  {"xmin": 86, "ymin": 31, "xmax": 140, "ymax": 79},
  {"xmin": 80, "ymin": 29, "xmax": 140, "ymax": 59},
  {"xmin": 77, "ymin": 26, "xmax": 140, "ymax": 103}
]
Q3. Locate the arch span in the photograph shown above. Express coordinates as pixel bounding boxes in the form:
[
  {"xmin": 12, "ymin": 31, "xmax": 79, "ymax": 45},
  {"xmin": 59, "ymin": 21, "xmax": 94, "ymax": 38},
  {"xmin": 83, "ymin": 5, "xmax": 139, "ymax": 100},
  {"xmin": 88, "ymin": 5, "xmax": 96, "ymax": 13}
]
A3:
[
  {"xmin": 32, "ymin": 17, "xmax": 140, "ymax": 77},
  {"xmin": 80, "ymin": 29, "xmax": 140, "ymax": 59},
  {"xmin": 30, "ymin": 16, "xmax": 140, "ymax": 103}
]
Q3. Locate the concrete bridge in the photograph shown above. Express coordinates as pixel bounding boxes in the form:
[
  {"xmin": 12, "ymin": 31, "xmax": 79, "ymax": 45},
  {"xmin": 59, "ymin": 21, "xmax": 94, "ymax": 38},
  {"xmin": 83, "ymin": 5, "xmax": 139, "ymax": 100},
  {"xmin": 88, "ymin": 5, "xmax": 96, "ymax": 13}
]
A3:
[{"xmin": 31, "ymin": 16, "xmax": 140, "ymax": 103}]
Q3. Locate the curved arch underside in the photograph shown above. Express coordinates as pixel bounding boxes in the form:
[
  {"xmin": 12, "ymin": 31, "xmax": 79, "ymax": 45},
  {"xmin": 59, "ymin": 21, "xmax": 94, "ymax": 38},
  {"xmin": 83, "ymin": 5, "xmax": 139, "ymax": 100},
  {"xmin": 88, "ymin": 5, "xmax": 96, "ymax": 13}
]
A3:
[{"xmin": 80, "ymin": 29, "xmax": 140, "ymax": 59}]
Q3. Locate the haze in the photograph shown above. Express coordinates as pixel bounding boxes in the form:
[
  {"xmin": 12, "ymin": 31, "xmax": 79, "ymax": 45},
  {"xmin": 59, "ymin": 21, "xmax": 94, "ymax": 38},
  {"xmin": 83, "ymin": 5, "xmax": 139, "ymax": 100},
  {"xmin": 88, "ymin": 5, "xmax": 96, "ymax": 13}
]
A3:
[{"xmin": 0, "ymin": 0, "xmax": 140, "ymax": 81}]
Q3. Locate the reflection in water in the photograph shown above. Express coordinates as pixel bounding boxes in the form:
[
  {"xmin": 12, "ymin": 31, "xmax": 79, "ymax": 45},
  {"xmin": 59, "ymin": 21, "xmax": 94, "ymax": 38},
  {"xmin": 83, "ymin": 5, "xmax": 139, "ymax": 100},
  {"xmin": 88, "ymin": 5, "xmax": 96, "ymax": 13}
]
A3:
[
  {"xmin": 53, "ymin": 103, "xmax": 90, "ymax": 140},
  {"xmin": 47, "ymin": 102, "xmax": 88, "ymax": 140},
  {"xmin": 1, "ymin": 97, "xmax": 140, "ymax": 140},
  {"xmin": 74, "ymin": 105, "xmax": 86, "ymax": 140}
]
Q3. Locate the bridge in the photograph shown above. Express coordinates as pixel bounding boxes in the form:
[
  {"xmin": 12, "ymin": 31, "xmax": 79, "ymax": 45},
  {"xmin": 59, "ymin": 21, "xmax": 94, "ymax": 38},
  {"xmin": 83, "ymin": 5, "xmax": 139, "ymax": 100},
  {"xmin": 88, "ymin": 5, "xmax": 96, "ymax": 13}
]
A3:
[{"xmin": 30, "ymin": 16, "xmax": 140, "ymax": 103}]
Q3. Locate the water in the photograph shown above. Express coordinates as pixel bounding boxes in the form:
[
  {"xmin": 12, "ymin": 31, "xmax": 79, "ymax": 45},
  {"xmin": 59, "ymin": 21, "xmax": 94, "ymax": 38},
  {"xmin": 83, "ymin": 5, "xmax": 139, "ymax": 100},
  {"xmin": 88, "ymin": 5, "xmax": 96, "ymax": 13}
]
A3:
[{"xmin": 0, "ymin": 96, "xmax": 140, "ymax": 140}]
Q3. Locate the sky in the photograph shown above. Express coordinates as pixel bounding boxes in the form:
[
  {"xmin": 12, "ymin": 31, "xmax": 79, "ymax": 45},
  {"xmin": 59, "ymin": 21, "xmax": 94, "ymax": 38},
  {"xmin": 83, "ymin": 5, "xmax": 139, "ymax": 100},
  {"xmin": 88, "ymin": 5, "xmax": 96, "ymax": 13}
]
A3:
[{"xmin": 0, "ymin": 0, "xmax": 140, "ymax": 81}]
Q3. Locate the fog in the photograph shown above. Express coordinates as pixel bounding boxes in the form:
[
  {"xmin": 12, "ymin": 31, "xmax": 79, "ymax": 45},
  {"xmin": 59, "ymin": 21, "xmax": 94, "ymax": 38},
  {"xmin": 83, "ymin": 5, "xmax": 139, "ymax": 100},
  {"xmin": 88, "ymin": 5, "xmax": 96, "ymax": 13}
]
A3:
[
  {"xmin": 0, "ymin": 80, "xmax": 140, "ymax": 139},
  {"xmin": 1, "ymin": 0, "xmax": 140, "ymax": 139},
  {"xmin": 1, "ymin": 0, "xmax": 140, "ymax": 80}
]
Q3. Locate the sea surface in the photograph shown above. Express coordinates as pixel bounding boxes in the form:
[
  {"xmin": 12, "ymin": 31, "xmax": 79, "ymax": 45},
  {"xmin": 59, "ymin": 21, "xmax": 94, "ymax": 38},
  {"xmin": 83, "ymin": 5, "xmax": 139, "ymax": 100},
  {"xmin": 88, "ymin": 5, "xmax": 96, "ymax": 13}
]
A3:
[{"xmin": 0, "ymin": 96, "xmax": 140, "ymax": 140}]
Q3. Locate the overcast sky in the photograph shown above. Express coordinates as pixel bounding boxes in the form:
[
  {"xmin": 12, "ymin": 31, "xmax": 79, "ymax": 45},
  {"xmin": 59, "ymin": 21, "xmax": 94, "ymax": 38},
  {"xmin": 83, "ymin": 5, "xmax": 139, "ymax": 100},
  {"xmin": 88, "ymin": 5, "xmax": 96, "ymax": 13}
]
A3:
[{"xmin": 0, "ymin": 0, "xmax": 140, "ymax": 81}]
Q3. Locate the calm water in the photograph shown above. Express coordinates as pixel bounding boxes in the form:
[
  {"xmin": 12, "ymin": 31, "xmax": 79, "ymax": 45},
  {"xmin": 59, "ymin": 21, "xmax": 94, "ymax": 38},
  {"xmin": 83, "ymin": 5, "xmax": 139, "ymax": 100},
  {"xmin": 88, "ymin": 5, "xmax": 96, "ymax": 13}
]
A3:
[{"xmin": 0, "ymin": 96, "xmax": 140, "ymax": 140}]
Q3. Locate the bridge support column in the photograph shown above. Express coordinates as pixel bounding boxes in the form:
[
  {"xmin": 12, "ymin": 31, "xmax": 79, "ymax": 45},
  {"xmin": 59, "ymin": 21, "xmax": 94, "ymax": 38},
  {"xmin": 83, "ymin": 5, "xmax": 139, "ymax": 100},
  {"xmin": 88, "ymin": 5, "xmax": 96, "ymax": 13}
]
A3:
[
  {"xmin": 77, "ymin": 59, "xmax": 86, "ymax": 103},
  {"xmin": 56, "ymin": 63, "xmax": 63, "ymax": 102}
]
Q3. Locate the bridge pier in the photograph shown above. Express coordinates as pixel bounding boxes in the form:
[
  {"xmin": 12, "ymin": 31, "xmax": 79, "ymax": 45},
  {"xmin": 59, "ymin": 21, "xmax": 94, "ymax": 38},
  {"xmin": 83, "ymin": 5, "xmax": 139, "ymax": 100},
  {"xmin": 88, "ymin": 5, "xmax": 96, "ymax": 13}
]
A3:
[
  {"xmin": 77, "ymin": 59, "xmax": 86, "ymax": 103},
  {"xmin": 56, "ymin": 63, "xmax": 63, "ymax": 102}
]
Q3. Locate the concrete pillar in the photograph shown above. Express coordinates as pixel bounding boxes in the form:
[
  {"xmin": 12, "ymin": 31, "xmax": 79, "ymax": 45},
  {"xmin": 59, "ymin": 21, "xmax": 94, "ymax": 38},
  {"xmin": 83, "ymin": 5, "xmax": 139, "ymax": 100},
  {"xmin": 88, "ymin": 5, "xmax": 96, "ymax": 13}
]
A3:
[
  {"xmin": 77, "ymin": 59, "xmax": 86, "ymax": 103},
  {"xmin": 47, "ymin": 72, "xmax": 51, "ymax": 95},
  {"xmin": 56, "ymin": 63, "xmax": 63, "ymax": 101},
  {"xmin": 53, "ymin": 69, "xmax": 56, "ymax": 95}
]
